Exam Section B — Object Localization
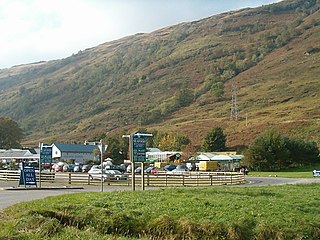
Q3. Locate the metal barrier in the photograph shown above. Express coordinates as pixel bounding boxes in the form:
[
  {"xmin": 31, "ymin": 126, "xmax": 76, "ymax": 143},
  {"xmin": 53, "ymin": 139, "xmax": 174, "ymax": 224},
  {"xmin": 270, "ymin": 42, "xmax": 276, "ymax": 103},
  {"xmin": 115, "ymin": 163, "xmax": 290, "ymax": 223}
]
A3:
[{"xmin": 0, "ymin": 170, "xmax": 245, "ymax": 186}]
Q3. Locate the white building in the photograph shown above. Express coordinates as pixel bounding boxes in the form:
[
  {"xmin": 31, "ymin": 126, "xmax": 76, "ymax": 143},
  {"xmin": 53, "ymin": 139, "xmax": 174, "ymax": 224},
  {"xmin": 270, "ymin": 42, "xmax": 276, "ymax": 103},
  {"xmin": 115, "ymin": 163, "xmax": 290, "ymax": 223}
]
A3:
[
  {"xmin": 190, "ymin": 152, "xmax": 244, "ymax": 171},
  {"xmin": 52, "ymin": 143, "xmax": 99, "ymax": 164},
  {"xmin": 146, "ymin": 148, "xmax": 181, "ymax": 162}
]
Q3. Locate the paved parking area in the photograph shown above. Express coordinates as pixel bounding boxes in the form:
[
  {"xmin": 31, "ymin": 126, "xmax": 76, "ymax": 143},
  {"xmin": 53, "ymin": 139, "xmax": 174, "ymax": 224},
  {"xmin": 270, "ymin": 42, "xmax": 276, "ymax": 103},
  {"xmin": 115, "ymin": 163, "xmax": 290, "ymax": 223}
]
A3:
[{"xmin": 0, "ymin": 181, "xmax": 157, "ymax": 210}]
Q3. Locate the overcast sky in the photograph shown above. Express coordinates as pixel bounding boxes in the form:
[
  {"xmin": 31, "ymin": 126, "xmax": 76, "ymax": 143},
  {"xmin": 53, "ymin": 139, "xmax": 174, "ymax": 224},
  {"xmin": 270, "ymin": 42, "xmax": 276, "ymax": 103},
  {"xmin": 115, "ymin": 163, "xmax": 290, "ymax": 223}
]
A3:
[{"xmin": 0, "ymin": 0, "xmax": 281, "ymax": 69}]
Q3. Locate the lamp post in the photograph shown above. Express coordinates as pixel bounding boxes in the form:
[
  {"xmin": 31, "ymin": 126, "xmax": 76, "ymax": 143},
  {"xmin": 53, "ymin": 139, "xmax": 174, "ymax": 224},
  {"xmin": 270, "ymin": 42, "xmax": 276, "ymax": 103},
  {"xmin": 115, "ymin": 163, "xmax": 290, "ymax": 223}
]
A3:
[{"xmin": 98, "ymin": 140, "xmax": 107, "ymax": 192}]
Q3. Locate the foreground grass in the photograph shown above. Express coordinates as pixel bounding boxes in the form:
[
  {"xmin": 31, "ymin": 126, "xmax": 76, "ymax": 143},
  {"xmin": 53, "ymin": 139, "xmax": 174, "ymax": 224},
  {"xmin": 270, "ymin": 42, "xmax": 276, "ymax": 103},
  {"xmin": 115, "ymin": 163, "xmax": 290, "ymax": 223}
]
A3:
[{"xmin": 1, "ymin": 185, "xmax": 320, "ymax": 239}]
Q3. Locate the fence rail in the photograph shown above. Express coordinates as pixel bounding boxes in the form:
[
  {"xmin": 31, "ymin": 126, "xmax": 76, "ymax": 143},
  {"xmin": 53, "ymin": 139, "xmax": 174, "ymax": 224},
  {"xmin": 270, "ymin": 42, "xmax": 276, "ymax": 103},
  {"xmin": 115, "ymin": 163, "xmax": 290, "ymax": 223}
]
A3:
[
  {"xmin": 0, "ymin": 170, "xmax": 245, "ymax": 187},
  {"xmin": 0, "ymin": 170, "xmax": 55, "ymax": 182}
]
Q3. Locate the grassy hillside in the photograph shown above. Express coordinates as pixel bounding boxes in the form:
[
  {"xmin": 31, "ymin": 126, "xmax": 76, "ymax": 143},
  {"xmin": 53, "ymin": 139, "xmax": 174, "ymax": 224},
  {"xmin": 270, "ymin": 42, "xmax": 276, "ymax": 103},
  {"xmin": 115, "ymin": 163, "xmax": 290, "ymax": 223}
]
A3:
[{"xmin": 0, "ymin": 0, "xmax": 319, "ymax": 147}]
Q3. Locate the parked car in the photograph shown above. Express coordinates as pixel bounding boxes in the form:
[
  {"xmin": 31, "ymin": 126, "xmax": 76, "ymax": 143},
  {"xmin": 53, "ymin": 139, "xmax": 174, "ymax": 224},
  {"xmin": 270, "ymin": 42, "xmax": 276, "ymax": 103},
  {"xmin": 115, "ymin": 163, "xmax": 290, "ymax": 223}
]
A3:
[
  {"xmin": 135, "ymin": 166, "xmax": 142, "ymax": 174},
  {"xmin": 145, "ymin": 166, "xmax": 158, "ymax": 174},
  {"xmin": 126, "ymin": 165, "xmax": 141, "ymax": 173},
  {"xmin": 172, "ymin": 165, "xmax": 189, "ymax": 172},
  {"xmin": 88, "ymin": 168, "xmax": 112, "ymax": 181},
  {"xmin": 118, "ymin": 164, "xmax": 128, "ymax": 172},
  {"xmin": 73, "ymin": 164, "xmax": 82, "ymax": 172},
  {"xmin": 106, "ymin": 170, "xmax": 128, "ymax": 180},
  {"xmin": 52, "ymin": 163, "xmax": 63, "ymax": 172},
  {"xmin": 313, "ymin": 170, "xmax": 320, "ymax": 177},
  {"xmin": 151, "ymin": 167, "xmax": 158, "ymax": 174},
  {"xmin": 63, "ymin": 164, "xmax": 75, "ymax": 172},
  {"xmin": 164, "ymin": 164, "xmax": 177, "ymax": 171},
  {"xmin": 82, "ymin": 164, "xmax": 92, "ymax": 172}
]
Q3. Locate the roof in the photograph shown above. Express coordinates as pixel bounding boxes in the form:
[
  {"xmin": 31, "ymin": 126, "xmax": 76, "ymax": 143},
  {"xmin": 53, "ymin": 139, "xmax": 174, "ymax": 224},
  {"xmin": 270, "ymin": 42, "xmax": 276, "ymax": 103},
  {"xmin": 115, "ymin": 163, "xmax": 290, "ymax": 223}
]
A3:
[
  {"xmin": 0, "ymin": 149, "xmax": 39, "ymax": 159},
  {"xmin": 53, "ymin": 143, "xmax": 98, "ymax": 153},
  {"xmin": 192, "ymin": 152, "xmax": 242, "ymax": 161},
  {"xmin": 147, "ymin": 148, "xmax": 161, "ymax": 152}
]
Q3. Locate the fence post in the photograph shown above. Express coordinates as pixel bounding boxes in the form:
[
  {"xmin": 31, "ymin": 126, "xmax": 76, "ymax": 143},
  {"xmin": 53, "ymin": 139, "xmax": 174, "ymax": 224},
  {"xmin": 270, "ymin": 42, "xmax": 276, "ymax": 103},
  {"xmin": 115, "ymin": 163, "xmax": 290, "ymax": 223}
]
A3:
[
  {"xmin": 182, "ymin": 174, "xmax": 185, "ymax": 186},
  {"xmin": 197, "ymin": 173, "xmax": 199, "ymax": 186},
  {"xmin": 147, "ymin": 174, "xmax": 150, "ymax": 186},
  {"xmin": 210, "ymin": 174, "xmax": 212, "ymax": 186},
  {"xmin": 68, "ymin": 173, "xmax": 71, "ymax": 184},
  {"xmin": 165, "ymin": 174, "xmax": 168, "ymax": 187}
]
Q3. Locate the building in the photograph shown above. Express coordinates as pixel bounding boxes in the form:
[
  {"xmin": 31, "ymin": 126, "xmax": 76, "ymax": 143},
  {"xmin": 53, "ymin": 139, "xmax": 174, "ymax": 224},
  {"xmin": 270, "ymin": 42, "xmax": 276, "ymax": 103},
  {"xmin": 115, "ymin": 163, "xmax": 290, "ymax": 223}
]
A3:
[
  {"xmin": 0, "ymin": 149, "xmax": 39, "ymax": 163},
  {"xmin": 52, "ymin": 143, "xmax": 99, "ymax": 164},
  {"xmin": 146, "ymin": 148, "xmax": 181, "ymax": 163},
  {"xmin": 189, "ymin": 152, "xmax": 244, "ymax": 171}
]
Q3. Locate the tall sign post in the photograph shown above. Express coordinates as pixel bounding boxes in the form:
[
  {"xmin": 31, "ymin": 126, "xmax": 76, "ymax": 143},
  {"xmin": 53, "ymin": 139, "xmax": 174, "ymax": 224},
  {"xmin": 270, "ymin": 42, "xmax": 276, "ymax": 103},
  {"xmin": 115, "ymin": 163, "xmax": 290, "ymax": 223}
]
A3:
[
  {"xmin": 123, "ymin": 132, "xmax": 152, "ymax": 191},
  {"xmin": 131, "ymin": 132, "xmax": 152, "ymax": 191},
  {"xmin": 39, "ymin": 143, "xmax": 52, "ymax": 188}
]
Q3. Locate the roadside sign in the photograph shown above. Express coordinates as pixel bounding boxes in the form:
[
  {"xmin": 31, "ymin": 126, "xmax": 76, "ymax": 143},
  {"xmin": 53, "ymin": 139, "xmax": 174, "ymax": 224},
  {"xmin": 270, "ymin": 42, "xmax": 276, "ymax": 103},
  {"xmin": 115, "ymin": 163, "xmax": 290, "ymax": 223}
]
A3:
[
  {"xmin": 132, "ymin": 132, "xmax": 147, "ymax": 162},
  {"xmin": 19, "ymin": 164, "xmax": 37, "ymax": 187},
  {"xmin": 40, "ymin": 145, "xmax": 52, "ymax": 164}
]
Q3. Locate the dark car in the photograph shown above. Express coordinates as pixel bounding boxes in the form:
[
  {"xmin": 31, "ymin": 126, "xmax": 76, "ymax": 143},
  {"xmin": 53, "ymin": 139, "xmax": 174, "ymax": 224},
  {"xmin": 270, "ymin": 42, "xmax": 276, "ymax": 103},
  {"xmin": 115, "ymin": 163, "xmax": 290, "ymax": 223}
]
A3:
[
  {"xmin": 172, "ymin": 165, "xmax": 188, "ymax": 172},
  {"xmin": 164, "ymin": 164, "xmax": 176, "ymax": 171}
]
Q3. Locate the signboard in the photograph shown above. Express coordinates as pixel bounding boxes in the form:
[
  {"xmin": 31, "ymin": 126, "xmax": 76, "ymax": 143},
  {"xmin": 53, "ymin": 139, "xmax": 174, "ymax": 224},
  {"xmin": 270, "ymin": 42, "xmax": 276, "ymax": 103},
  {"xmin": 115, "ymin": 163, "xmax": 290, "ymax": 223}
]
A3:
[
  {"xmin": 19, "ymin": 165, "xmax": 37, "ymax": 187},
  {"xmin": 40, "ymin": 145, "xmax": 52, "ymax": 164},
  {"xmin": 132, "ymin": 133, "xmax": 147, "ymax": 162}
]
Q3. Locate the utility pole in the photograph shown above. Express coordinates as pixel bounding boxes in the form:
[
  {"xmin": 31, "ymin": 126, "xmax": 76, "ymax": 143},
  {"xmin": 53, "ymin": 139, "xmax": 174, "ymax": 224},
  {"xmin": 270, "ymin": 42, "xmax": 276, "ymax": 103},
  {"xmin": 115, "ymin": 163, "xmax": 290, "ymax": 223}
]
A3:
[{"xmin": 230, "ymin": 80, "xmax": 239, "ymax": 121}]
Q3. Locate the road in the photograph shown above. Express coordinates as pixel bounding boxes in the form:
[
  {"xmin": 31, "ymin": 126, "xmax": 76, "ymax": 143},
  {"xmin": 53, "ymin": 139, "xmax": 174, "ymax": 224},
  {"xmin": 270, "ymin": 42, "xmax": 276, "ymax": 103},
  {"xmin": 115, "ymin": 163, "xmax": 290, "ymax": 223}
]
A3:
[
  {"xmin": 243, "ymin": 176, "xmax": 320, "ymax": 186},
  {"xmin": 1, "ymin": 176, "xmax": 320, "ymax": 210}
]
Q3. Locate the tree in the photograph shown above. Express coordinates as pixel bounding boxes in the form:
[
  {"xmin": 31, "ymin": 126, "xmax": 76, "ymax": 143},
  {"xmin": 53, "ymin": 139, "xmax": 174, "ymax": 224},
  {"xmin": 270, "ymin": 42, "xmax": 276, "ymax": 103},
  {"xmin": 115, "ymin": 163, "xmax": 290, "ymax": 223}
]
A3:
[
  {"xmin": 284, "ymin": 137, "xmax": 319, "ymax": 166},
  {"xmin": 154, "ymin": 133, "xmax": 190, "ymax": 151},
  {"xmin": 245, "ymin": 129, "xmax": 290, "ymax": 171},
  {"xmin": 105, "ymin": 135, "xmax": 129, "ymax": 165},
  {"xmin": 174, "ymin": 87, "xmax": 194, "ymax": 107},
  {"xmin": 203, "ymin": 127, "xmax": 226, "ymax": 152},
  {"xmin": 211, "ymin": 82, "xmax": 224, "ymax": 99},
  {"xmin": 0, "ymin": 116, "xmax": 23, "ymax": 149}
]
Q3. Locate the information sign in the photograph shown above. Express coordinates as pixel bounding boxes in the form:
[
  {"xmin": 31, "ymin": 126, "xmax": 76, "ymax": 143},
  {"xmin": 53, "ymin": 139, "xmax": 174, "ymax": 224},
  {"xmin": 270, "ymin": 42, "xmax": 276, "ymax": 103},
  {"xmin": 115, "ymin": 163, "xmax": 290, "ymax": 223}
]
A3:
[
  {"xmin": 132, "ymin": 133, "xmax": 147, "ymax": 162},
  {"xmin": 40, "ymin": 145, "xmax": 52, "ymax": 164},
  {"xmin": 19, "ymin": 165, "xmax": 37, "ymax": 187}
]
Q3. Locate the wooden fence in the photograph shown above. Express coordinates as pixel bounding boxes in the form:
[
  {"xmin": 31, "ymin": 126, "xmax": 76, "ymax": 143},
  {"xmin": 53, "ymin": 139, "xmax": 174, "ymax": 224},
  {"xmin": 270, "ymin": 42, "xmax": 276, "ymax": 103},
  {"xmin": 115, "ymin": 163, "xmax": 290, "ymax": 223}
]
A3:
[{"xmin": 0, "ymin": 170, "xmax": 245, "ymax": 187}]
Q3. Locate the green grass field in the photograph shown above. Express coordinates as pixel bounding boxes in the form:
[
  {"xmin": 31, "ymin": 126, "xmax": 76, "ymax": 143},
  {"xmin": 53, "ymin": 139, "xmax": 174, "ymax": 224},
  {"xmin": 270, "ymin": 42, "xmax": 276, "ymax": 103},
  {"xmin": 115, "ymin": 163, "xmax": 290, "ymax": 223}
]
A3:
[
  {"xmin": 249, "ymin": 164, "xmax": 320, "ymax": 178},
  {"xmin": 1, "ymin": 184, "xmax": 320, "ymax": 239},
  {"xmin": 249, "ymin": 171, "xmax": 313, "ymax": 178}
]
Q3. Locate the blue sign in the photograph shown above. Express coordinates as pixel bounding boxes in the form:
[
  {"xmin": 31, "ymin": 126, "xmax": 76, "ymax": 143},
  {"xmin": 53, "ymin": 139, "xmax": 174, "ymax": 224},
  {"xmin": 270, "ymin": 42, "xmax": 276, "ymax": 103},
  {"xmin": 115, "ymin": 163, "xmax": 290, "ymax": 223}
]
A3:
[
  {"xmin": 19, "ymin": 165, "xmax": 37, "ymax": 187},
  {"xmin": 40, "ymin": 146, "xmax": 52, "ymax": 164},
  {"xmin": 132, "ymin": 133, "xmax": 146, "ymax": 162}
]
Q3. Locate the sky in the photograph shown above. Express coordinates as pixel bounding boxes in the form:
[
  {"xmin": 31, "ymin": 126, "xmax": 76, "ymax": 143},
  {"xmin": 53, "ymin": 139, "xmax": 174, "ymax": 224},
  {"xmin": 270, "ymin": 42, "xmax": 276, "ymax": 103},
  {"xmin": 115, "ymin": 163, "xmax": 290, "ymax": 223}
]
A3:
[{"xmin": 0, "ymin": 0, "xmax": 281, "ymax": 69}]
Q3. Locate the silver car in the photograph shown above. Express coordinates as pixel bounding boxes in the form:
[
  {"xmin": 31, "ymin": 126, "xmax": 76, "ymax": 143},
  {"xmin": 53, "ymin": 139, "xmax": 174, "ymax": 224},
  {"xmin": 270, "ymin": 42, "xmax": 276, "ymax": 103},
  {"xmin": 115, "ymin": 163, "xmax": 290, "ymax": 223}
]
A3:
[{"xmin": 88, "ymin": 168, "xmax": 113, "ymax": 181}]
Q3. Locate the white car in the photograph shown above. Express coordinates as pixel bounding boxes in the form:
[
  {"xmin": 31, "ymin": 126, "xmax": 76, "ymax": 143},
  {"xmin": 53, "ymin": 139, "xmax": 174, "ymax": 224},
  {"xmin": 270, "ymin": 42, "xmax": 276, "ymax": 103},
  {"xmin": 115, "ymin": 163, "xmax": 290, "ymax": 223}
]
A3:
[
  {"xmin": 313, "ymin": 170, "xmax": 320, "ymax": 177},
  {"xmin": 88, "ymin": 168, "xmax": 113, "ymax": 181}
]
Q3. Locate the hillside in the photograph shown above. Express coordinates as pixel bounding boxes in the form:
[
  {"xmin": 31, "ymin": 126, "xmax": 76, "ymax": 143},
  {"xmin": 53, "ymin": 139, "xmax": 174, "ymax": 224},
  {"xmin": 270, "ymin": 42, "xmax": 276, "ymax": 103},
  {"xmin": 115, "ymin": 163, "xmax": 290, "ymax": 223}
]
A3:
[{"xmin": 0, "ymin": 0, "xmax": 319, "ymax": 148}]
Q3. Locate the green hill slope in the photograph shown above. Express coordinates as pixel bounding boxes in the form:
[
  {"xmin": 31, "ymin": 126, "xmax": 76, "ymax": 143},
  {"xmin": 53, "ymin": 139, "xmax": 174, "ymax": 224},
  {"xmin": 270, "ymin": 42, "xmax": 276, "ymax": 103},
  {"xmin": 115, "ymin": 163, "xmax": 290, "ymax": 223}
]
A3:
[{"xmin": 0, "ymin": 0, "xmax": 319, "ymax": 147}]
